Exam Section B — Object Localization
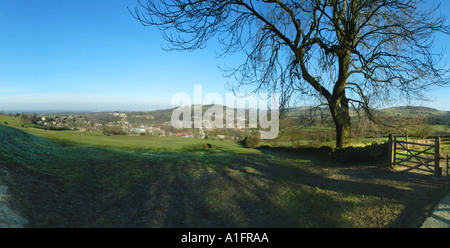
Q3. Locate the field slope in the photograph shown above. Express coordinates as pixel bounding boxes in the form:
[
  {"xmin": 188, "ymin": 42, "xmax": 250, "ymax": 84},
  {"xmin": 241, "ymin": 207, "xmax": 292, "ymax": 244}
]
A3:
[{"xmin": 0, "ymin": 124, "xmax": 448, "ymax": 227}]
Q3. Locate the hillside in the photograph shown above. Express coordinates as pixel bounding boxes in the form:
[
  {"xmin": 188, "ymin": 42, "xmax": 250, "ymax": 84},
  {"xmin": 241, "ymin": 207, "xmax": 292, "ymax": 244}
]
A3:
[
  {"xmin": 3, "ymin": 104, "xmax": 448, "ymax": 130},
  {"xmin": 284, "ymin": 105, "xmax": 449, "ymax": 125},
  {"xmin": 286, "ymin": 105, "xmax": 448, "ymax": 116},
  {"xmin": 0, "ymin": 124, "xmax": 448, "ymax": 227},
  {"xmin": 108, "ymin": 105, "xmax": 450, "ymax": 129},
  {"xmin": 0, "ymin": 124, "xmax": 56, "ymax": 168},
  {"xmin": 380, "ymin": 106, "xmax": 448, "ymax": 117}
]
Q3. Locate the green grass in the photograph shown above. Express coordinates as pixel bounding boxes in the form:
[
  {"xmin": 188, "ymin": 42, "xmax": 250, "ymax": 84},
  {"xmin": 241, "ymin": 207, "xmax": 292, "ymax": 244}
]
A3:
[
  {"xmin": 442, "ymin": 144, "xmax": 450, "ymax": 156},
  {"xmin": 15, "ymin": 125, "xmax": 258, "ymax": 155},
  {"xmin": 0, "ymin": 123, "xmax": 259, "ymax": 189},
  {"xmin": 0, "ymin": 115, "xmax": 27, "ymax": 127},
  {"xmin": 0, "ymin": 118, "xmax": 447, "ymax": 228}
]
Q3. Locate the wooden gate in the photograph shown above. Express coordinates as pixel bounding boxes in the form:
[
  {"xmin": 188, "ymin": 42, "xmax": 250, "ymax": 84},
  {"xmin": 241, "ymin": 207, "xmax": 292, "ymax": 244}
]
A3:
[{"xmin": 388, "ymin": 135, "xmax": 442, "ymax": 177}]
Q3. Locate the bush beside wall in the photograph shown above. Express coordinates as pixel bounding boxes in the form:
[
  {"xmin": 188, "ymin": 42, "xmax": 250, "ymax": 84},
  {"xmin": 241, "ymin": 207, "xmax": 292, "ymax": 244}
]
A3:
[{"xmin": 258, "ymin": 142, "xmax": 388, "ymax": 165}]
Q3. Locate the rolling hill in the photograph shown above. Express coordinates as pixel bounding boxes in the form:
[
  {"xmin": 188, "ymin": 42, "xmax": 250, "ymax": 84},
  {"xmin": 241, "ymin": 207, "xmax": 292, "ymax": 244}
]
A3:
[
  {"xmin": 0, "ymin": 124, "xmax": 56, "ymax": 169},
  {"xmin": 0, "ymin": 120, "xmax": 447, "ymax": 228}
]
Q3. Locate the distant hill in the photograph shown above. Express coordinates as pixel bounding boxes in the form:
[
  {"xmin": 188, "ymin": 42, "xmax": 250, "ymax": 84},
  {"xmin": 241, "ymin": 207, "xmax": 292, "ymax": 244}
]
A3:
[
  {"xmin": 379, "ymin": 106, "xmax": 448, "ymax": 117},
  {"xmin": 116, "ymin": 104, "xmax": 450, "ymax": 127},
  {"xmin": 284, "ymin": 105, "xmax": 448, "ymax": 115},
  {"xmin": 3, "ymin": 104, "xmax": 448, "ymax": 128},
  {"xmin": 125, "ymin": 104, "xmax": 260, "ymax": 125},
  {"xmin": 378, "ymin": 106, "xmax": 449, "ymax": 126}
]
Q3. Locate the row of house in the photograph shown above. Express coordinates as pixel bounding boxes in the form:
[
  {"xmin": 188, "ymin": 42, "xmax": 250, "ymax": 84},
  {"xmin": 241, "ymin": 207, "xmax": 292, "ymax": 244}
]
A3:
[
  {"xmin": 31, "ymin": 114, "xmax": 103, "ymax": 132},
  {"xmin": 28, "ymin": 112, "xmax": 250, "ymax": 140}
]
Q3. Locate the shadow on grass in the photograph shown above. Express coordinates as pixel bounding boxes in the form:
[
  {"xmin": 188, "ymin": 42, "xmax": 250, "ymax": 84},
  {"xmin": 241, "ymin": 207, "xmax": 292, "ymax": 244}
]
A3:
[
  {"xmin": 1, "ymin": 130, "xmax": 447, "ymax": 227},
  {"xmin": 256, "ymin": 143, "xmax": 388, "ymax": 167}
]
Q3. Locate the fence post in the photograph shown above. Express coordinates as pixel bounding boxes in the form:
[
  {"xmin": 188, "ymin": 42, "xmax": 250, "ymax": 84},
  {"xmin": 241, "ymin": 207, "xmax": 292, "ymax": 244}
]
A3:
[
  {"xmin": 393, "ymin": 136, "xmax": 397, "ymax": 167},
  {"xmin": 388, "ymin": 134, "xmax": 394, "ymax": 167},
  {"xmin": 434, "ymin": 137, "xmax": 441, "ymax": 178},
  {"xmin": 447, "ymin": 155, "xmax": 449, "ymax": 179}
]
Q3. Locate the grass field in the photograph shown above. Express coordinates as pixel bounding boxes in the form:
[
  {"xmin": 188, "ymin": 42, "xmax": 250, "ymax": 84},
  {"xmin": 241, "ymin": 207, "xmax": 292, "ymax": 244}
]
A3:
[
  {"xmin": 0, "ymin": 116, "xmax": 449, "ymax": 227},
  {"xmin": 21, "ymin": 127, "xmax": 258, "ymax": 154}
]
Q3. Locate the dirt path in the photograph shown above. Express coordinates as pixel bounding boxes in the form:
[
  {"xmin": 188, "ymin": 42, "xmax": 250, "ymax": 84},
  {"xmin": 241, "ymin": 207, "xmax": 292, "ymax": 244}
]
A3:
[
  {"xmin": 0, "ymin": 168, "xmax": 28, "ymax": 228},
  {"xmin": 421, "ymin": 191, "xmax": 450, "ymax": 228}
]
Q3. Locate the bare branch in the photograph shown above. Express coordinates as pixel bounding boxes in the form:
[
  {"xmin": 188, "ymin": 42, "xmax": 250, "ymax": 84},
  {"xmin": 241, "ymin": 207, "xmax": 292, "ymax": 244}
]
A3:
[{"xmin": 131, "ymin": 0, "xmax": 450, "ymax": 147}]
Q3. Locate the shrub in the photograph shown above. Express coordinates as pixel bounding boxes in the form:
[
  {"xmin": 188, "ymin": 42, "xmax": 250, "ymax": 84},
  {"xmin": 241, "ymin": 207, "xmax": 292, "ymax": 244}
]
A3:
[
  {"xmin": 242, "ymin": 133, "xmax": 261, "ymax": 149},
  {"xmin": 102, "ymin": 125, "xmax": 126, "ymax": 136},
  {"xmin": 257, "ymin": 142, "xmax": 388, "ymax": 165},
  {"xmin": 414, "ymin": 125, "xmax": 434, "ymax": 139},
  {"xmin": 329, "ymin": 142, "xmax": 387, "ymax": 164}
]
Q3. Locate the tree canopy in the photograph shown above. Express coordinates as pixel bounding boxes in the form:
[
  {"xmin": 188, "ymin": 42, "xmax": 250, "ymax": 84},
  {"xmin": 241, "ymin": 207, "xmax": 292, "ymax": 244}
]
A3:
[{"xmin": 131, "ymin": 0, "xmax": 450, "ymax": 148}]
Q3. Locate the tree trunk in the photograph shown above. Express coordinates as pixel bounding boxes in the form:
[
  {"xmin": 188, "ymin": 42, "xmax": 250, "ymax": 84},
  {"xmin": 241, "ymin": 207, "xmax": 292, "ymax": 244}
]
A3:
[
  {"xmin": 335, "ymin": 116, "xmax": 351, "ymax": 148},
  {"xmin": 331, "ymin": 45, "xmax": 352, "ymax": 148},
  {"xmin": 330, "ymin": 99, "xmax": 351, "ymax": 148}
]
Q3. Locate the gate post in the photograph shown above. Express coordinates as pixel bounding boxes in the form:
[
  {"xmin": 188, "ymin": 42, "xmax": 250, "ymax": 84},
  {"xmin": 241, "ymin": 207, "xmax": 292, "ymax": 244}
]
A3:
[
  {"xmin": 388, "ymin": 134, "xmax": 394, "ymax": 167},
  {"xmin": 434, "ymin": 137, "xmax": 441, "ymax": 178},
  {"xmin": 447, "ymin": 155, "xmax": 449, "ymax": 179}
]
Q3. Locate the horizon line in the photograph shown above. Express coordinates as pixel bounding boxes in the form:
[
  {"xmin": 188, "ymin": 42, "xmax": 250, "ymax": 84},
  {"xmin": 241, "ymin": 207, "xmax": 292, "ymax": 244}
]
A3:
[{"xmin": 1, "ymin": 104, "xmax": 449, "ymax": 114}]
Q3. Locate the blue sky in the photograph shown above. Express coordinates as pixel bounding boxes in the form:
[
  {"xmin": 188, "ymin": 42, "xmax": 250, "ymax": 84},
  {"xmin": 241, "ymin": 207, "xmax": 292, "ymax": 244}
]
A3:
[{"xmin": 0, "ymin": 0, "xmax": 449, "ymax": 112}]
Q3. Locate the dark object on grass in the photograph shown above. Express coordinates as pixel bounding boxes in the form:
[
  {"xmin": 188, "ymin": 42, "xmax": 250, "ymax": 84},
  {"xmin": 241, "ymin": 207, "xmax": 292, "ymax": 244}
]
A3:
[{"xmin": 203, "ymin": 144, "xmax": 212, "ymax": 149}]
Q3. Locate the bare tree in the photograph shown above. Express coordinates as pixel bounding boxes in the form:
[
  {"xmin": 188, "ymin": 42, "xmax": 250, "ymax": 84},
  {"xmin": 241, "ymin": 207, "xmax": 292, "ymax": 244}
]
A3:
[{"xmin": 130, "ymin": 0, "xmax": 450, "ymax": 148}]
